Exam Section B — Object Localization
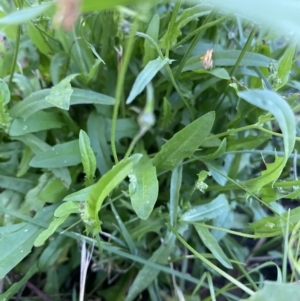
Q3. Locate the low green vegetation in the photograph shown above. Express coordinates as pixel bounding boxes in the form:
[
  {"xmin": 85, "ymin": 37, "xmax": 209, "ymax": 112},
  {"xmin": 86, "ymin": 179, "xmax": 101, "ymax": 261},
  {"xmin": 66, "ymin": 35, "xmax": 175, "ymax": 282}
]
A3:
[{"xmin": 0, "ymin": 0, "xmax": 300, "ymax": 300}]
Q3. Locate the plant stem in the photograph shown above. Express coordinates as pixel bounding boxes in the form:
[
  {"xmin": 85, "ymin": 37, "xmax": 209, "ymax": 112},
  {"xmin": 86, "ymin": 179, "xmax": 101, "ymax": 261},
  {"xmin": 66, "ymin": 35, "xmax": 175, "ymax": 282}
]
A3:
[{"xmin": 111, "ymin": 18, "xmax": 138, "ymax": 163}]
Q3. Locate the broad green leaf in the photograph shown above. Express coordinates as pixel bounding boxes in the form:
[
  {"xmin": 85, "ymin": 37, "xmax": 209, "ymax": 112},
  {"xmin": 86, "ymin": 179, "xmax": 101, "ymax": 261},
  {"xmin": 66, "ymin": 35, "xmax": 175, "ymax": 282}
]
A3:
[
  {"xmin": 125, "ymin": 232, "xmax": 176, "ymax": 301},
  {"xmin": 238, "ymin": 90, "xmax": 295, "ymax": 191},
  {"xmin": 152, "ymin": 111, "xmax": 215, "ymax": 171},
  {"xmin": 63, "ymin": 186, "xmax": 93, "ymax": 202},
  {"xmin": 129, "ymin": 155, "xmax": 158, "ymax": 220},
  {"xmin": 0, "ymin": 205, "xmax": 55, "ymax": 277},
  {"xmin": 0, "ymin": 262, "xmax": 38, "ymax": 300},
  {"xmin": 241, "ymin": 281, "xmax": 300, "ymax": 301},
  {"xmin": 126, "ymin": 57, "xmax": 171, "ymax": 104},
  {"xmin": 45, "ymin": 74, "xmax": 79, "ymax": 110},
  {"xmin": 194, "ymin": 224, "xmax": 232, "ymax": 269},
  {"xmin": 54, "ymin": 202, "xmax": 79, "ymax": 218},
  {"xmin": 0, "ymin": 174, "xmax": 35, "ymax": 194},
  {"xmin": 38, "ymin": 177, "xmax": 68, "ymax": 203},
  {"xmin": 9, "ymin": 88, "xmax": 115, "ymax": 120},
  {"xmin": 85, "ymin": 154, "xmax": 142, "ymax": 235},
  {"xmin": 30, "ymin": 140, "xmax": 81, "ymax": 168},
  {"xmin": 0, "ymin": 78, "xmax": 11, "ymax": 132},
  {"xmin": 180, "ymin": 194, "xmax": 229, "ymax": 222},
  {"xmin": 79, "ymin": 130, "xmax": 96, "ymax": 186},
  {"xmin": 183, "ymin": 51, "xmax": 272, "ymax": 72},
  {"xmin": 0, "ymin": 3, "xmax": 53, "ymax": 24},
  {"xmin": 249, "ymin": 207, "xmax": 300, "ymax": 237},
  {"xmin": 194, "ymin": 67, "xmax": 230, "ymax": 79},
  {"xmin": 34, "ymin": 215, "xmax": 69, "ymax": 247},
  {"xmin": 274, "ymin": 43, "xmax": 296, "ymax": 91},
  {"xmin": 9, "ymin": 111, "xmax": 64, "ymax": 136}
]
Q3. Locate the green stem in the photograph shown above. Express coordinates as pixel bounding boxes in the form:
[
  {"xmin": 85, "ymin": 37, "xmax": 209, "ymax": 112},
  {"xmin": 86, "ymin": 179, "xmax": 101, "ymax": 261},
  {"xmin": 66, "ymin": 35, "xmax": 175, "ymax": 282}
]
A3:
[
  {"xmin": 124, "ymin": 131, "xmax": 143, "ymax": 159},
  {"xmin": 8, "ymin": 24, "xmax": 21, "ymax": 89},
  {"xmin": 170, "ymin": 225, "xmax": 255, "ymax": 296},
  {"xmin": 111, "ymin": 19, "xmax": 138, "ymax": 163},
  {"xmin": 174, "ymin": 15, "xmax": 229, "ymax": 49},
  {"xmin": 230, "ymin": 25, "xmax": 257, "ymax": 77}
]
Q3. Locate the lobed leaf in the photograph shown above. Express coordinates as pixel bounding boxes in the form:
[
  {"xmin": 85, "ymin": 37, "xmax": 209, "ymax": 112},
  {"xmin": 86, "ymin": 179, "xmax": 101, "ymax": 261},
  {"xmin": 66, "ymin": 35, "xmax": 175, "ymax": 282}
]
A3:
[{"xmin": 85, "ymin": 154, "xmax": 142, "ymax": 235}]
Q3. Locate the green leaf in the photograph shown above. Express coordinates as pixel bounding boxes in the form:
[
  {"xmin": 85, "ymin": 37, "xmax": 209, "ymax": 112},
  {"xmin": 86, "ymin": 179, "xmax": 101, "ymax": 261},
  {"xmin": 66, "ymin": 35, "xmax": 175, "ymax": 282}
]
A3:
[
  {"xmin": 81, "ymin": 0, "xmax": 143, "ymax": 12},
  {"xmin": 9, "ymin": 111, "xmax": 64, "ymax": 136},
  {"xmin": 194, "ymin": 224, "xmax": 232, "ymax": 269},
  {"xmin": 152, "ymin": 111, "xmax": 215, "ymax": 171},
  {"xmin": 183, "ymin": 51, "xmax": 272, "ymax": 72},
  {"xmin": 45, "ymin": 74, "xmax": 79, "ymax": 110},
  {"xmin": 27, "ymin": 22, "xmax": 52, "ymax": 55},
  {"xmin": 125, "ymin": 232, "xmax": 176, "ymax": 301},
  {"xmin": 85, "ymin": 154, "xmax": 142, "ymax": 235},
  {"xmin": 34, "ymin": 215, "xmax": 69, "ymax": 247},
  {"xmin": 0, "ymin": 174, "xmax": 35, "ymax": 194},
  {"xmin": 63, "ymin": 186, "xmax": 93, "ymax": 202},
  {"xmin": 249, "ymin": 207, "xmax": 300, "ymax": 238},
  {"xmin": 79, "ymin": 130, "xmax": 97, "ymax": 186},
  {"xmin": 238, "ymin": 90, "xmax": 295, "ymax": 191},
  {"xmin": 87, "ymin": 112, "xmax": 113, "ymax": 175},
  {"xmin": 0, "ymin": 205, "xmax": 55, "ymax": 277},
  {"xmin": 38, "ymin": 177, "xmax": 68, "ymax": 203},
  {"xmin": 241, "ymin": 281, "xmax": 300, "ymax": 301},
  {"xmin": 194, "ymin": 67, "xmax": 230, "ymax": 79},
  {"xmin": 0, "ymin": 78, "xmax": 11, "ymax": 132},
  {"xmin": 30, "ymin": 140, "xmax": 81, "ymax": 168},
  {"xmin": 50, "ymin": 52, "xmax": 69, "ymax": 85},
  {"xmin": 180, "ymin": 194, "xmax": 229, "ymax": 222},
  {"xmin": 9, "ymin": 88, "xmax": 115, "ymax": 120},
  {"xmin": 0, "ymin": 3, "xmax": 53, "ymax": 24},
  {"xmin": 126, "ymin": 57, "xmax": 172, "ymax": 104},
  {"xmin": 54, "ymin": 202, "xmax": 79, "ymax": 218},
  {"xmin": 143, "ymin": 14, "xmax": 160, "ymax": 65},
  {"xmin": 0, "ymin": 262, "xmax": 39, "ymax": 300},
  {"xmin": 160, "ymin": 4, "xmax": 210, "ymax": 48},
  {"xmin": 169, "ymin": 163, "xmax": 182, "ymax": 226},
  {"xmin": 274, "ymin": 43, "xmax": 296, "ymax": 91},
  {"xmin": 129, "ymin": 155, "xmax": 158, "ymax": 220}
]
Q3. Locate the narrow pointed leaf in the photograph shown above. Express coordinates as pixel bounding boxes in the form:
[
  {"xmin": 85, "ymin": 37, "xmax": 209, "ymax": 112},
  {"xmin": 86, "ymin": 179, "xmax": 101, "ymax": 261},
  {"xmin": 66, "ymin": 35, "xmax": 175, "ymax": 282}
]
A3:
[
  {"xmin": 79, "ymin": 130, "xmax": 97, "ymax": 186},
  {"xmin": 194, "ymin": 224, "xmax": 232, "ymax": 269},
  {"xmin": 126, "ymin": 57, "xmax": 171, "ymax": 104},
  {"xmin": 152, "ymin": 111, "xmax": 215, "ymax": 171}
]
